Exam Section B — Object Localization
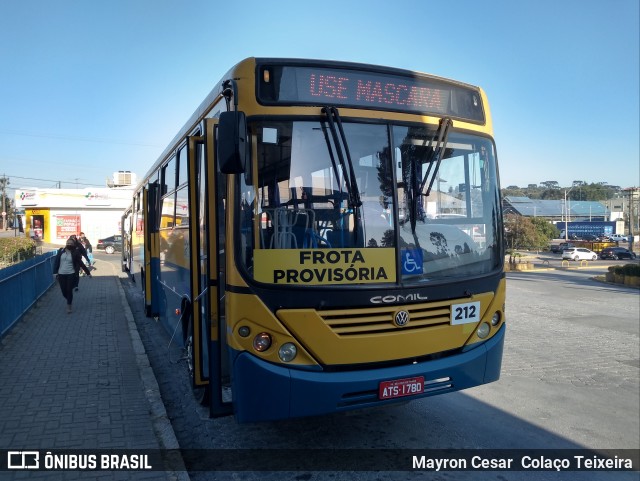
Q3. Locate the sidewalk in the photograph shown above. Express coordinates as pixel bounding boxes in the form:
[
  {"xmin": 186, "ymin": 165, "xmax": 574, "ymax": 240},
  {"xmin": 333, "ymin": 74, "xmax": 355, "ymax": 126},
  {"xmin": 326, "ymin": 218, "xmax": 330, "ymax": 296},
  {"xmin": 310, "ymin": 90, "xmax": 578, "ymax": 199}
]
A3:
[{"xmin": 0, "ymin": 257, "xmax": 186, "ymax": 480}]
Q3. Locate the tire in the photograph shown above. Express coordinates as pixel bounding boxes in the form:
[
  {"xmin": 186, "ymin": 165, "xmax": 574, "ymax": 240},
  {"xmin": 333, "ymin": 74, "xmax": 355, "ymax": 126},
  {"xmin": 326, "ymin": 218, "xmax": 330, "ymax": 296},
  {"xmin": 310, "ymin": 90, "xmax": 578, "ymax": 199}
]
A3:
[
  {"xmin": 573, "ymin": 256, "xmax": 579, "ymax": 261},
  {"xmin": 182, "ymin": 301, "xmax": 209, "ymax": 406},
  {"xmin": 185, "ymin": 321, "xmax": 210, "ymax": 406},
  {"xmin": 591, "ymin": 255, "xmax": 597, "ymax": 260},
  {"xmin": 105, "ymin": 245, "xmax": 115, "ymax": 254},
  {"xmin": 613, "ymin": 255, "xmax": 618, "ymax": 260}
]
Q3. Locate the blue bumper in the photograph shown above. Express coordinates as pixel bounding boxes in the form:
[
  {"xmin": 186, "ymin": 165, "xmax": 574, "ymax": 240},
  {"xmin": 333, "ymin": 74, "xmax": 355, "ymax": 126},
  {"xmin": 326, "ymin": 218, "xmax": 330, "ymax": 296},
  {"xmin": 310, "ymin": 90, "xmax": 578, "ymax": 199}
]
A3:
[{"xmin": 232, "ymin": 323, "xmax": 505, "ymax": 423}]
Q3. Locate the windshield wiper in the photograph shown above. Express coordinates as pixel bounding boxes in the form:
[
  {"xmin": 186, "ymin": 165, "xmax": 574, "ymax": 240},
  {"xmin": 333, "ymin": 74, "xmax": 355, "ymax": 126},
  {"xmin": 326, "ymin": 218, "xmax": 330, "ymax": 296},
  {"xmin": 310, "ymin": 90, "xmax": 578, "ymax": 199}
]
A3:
[
  {"xmin": 420, "ymin": 117, "xmax": 452, "ymax": 197},
  {"xmin": 322, "ymin": 106, "xmax": 362, "ymax": 209},
  {"xmin": 319, "ymin": 123, "xmax": 345, "ymax": 204},
  {"xmin": 409, "ymin": 117, "xmax": 452, "ymax": 234}
]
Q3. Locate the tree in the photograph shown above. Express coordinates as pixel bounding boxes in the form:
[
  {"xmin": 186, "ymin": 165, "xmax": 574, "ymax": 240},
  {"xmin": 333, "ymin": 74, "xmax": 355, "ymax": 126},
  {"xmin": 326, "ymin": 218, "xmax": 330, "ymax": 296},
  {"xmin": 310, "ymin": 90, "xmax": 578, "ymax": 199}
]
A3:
[
  {"xmin": 504, "ymin": 214, "xmax": 536, "ymax": 250},
  {"xmin": 504, "ymin": 213, "xmax": 556, "ymax": 250},
  {"xmin": 502, "ymin": 182, "xmax": 623, "ymax": 203},
  {"xmin": 540, "ymin": 181, "xmax": 560, "ymax": 190},
  {"xmin": 502, "ymin": 185, "xmax": 525, "ymax": 197},
  {"xmin": 530, "ymin": 216, "xmax": 559, "ymax": 240},
  {"xmin": 586, "ymin": 183, "xmax": 617, "ymax": 200},
  {"xmin": 540, "ymin": 188, "xmax": 563, "ymax": 200}
]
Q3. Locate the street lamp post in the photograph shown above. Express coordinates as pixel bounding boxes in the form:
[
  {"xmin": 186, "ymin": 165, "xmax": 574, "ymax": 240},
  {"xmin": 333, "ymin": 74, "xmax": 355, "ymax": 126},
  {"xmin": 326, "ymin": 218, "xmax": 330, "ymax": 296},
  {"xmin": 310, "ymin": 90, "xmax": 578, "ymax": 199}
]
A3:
[
  {"xmin": 628, "ymin": 188, "xmax": 635, "ymax": 252},
  {"xmin": 564, "ymin": 187, "xmax": 574, "ymax": 241}
]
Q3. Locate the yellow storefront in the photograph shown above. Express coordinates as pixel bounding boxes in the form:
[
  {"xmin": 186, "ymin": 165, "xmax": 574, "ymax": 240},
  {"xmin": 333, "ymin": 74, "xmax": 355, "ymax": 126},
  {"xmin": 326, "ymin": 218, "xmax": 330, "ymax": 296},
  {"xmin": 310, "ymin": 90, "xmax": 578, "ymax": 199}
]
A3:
[{"xmin": 16, "ymin": 188, "xmax": 134, "ymax": 245}]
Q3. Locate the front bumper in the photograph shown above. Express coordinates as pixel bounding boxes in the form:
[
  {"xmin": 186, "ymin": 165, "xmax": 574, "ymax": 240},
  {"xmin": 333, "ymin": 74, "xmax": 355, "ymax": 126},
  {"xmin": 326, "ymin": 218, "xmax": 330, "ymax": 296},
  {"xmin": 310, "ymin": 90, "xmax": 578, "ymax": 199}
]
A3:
[{"xmin": 231, "ymin": 323, "xmax": 505, "ymax": 423}]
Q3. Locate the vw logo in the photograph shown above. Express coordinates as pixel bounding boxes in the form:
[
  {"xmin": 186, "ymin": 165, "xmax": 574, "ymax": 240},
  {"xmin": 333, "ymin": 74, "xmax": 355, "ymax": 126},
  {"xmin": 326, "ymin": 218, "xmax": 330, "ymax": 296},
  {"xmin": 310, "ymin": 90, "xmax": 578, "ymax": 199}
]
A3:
[{"xmin": 394, "ymin": 310, "xmax": 410, "ymax": 327}]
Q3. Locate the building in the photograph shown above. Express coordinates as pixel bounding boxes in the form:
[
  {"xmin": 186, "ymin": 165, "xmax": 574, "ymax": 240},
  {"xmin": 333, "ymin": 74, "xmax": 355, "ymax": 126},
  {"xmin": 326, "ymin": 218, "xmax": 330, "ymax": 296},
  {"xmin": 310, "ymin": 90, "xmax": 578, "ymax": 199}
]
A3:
[
  {"xmin": 13, "ymin": 172, "xmax": 136, "ymax": 245},
  {"xmin": 502, "ymin": 196, "xmax": 610, "ymax": 221},
  {"xmin": 501, "ymin": 195, "xmax": 635, "ymax": 238},
  {"xmin": 602, "ymin": 187, "xmax": 640, "ymax": 234}
]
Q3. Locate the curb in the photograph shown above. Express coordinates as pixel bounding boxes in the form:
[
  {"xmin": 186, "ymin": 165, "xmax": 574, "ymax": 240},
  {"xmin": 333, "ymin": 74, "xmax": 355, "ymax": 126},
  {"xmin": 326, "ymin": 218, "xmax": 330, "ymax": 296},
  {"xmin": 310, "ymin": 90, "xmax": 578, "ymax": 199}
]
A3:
[
  {"xmin": 506, "ymin": 261, "xmax": 625, "ymax": 273},
  {"xmin": 107, "ymin": 260, "xmax": 191, "ymax": 481}
]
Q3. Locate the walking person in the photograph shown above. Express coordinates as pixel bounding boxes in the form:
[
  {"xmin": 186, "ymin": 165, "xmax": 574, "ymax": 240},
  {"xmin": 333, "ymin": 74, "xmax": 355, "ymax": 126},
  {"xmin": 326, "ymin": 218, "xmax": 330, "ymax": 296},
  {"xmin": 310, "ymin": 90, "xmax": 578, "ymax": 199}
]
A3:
[
  {"xmin": 69, "ymin": 234, "xmax": 90, "ymax": 292},
  {"xmin": 53, "ymin": 237, "xmax": 92, "ymax": 313},
  {"xmin": 79, "ymin": 231, "xmax": 94, "ymax": 270},
  {"xmin": 79, "ymin": 232, "xmax": 92, "ymax": 256}
]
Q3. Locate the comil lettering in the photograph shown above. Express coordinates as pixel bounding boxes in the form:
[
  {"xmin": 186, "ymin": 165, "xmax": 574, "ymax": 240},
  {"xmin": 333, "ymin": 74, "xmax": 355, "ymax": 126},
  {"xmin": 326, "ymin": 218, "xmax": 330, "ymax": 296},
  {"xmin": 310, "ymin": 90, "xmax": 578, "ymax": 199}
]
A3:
[{"xmin": 370, "ymin": 292, "xmax": 429, "ymax": 304}]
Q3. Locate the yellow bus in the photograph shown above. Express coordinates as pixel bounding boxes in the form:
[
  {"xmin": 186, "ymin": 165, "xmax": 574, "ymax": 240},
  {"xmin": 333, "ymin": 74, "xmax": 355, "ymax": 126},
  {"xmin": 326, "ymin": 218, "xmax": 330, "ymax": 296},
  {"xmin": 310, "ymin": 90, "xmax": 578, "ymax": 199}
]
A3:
[{"xmin": 122, "ymin": 58, "xmax": 506, "ymax": 423}]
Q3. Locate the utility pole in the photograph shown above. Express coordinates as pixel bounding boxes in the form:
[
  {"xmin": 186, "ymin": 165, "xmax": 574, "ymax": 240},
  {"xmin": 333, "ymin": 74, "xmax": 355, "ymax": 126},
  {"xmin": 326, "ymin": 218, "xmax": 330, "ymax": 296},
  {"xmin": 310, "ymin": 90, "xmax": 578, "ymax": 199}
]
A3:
[
  {"xmin": 563, "ymin": 187, "xmax": 573, "ymax": 241},
  {"xmin": 628, "ymin": 188, "xmax": 635, "ymax": 252},
  {"xmin": 1, "ymin": 174, "xmax": 7, "ymax": 231}
]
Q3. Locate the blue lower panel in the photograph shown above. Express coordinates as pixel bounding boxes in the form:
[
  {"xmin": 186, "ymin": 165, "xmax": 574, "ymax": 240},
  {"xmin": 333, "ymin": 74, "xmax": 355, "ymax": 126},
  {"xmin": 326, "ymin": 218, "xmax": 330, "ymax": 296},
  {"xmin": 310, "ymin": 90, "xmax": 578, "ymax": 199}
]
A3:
[{"xmin": 232, "ymin": 324, "xmax": 505, "ymax": 423}]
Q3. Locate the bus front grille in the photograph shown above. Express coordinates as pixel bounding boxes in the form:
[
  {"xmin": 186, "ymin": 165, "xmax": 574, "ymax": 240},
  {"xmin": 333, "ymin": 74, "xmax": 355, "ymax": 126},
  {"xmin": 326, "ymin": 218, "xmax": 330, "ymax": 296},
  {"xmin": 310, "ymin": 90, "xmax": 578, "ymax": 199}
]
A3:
[{"xmin": 317, "ymin": 302, "xmax": 451, "ymax": 336}]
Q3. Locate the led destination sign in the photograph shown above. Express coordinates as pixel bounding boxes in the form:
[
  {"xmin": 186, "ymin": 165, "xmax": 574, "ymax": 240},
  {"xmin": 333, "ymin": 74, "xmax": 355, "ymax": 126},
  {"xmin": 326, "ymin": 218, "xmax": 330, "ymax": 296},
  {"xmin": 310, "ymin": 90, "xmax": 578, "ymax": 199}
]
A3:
[{"xmin": 258, "ymin": 65, "xmax": 485, "ymax": 123}]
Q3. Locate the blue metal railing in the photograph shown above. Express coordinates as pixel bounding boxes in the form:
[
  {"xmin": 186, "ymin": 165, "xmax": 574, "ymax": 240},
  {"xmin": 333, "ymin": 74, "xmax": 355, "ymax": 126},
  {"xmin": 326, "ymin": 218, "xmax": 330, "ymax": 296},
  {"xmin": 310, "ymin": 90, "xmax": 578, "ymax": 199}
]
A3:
[{"xmin": 0, "ymin": 251, "xmax": 57, "ymax": 338}]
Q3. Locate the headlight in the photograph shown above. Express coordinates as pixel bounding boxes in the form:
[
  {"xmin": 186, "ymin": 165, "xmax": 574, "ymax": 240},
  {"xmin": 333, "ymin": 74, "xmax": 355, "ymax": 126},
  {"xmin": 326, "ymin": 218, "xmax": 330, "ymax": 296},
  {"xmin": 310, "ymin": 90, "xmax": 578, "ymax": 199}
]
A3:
[
  {"xmin": 477, "ymin": 322, "xmax": 491, "ymax": 339},
  {"xmin": 253, "ymin": 332, "xmax": 272, "ymax": 352},
  {"xmin": 278, "ymin": 343, "xmax": 297, "ymax": 362}
]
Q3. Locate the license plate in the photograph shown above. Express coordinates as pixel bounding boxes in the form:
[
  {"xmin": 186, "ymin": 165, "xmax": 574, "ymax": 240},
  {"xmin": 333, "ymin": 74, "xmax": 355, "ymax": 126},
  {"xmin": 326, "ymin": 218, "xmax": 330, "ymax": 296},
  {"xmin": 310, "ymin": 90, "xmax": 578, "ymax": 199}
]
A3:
[{"xmin": 379, "ymin": 376, "xmax": 424, "ymax": 400}]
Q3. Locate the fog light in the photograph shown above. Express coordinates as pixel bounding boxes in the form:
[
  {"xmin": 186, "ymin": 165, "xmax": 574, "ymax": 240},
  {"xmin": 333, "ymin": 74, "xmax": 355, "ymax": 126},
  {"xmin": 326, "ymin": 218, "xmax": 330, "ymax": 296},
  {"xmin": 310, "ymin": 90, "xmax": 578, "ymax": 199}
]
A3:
[
  {"xmin": 278, "ymin": 343, "xmax": 297, "ymax": 362},
  {"xmin": 238, "ymin": 326, "xmax": 250, "ymax": 337},
  {"xmin": 253, "ymin": 332, "xmax": 272, "ymax": 352},
  {"xmin": 491, "ymin": 312, "xmax": 501, "ymax": 326},
  {"xmin": 477, "ymin": 322, "xmax": 490, "ymax": 339}
]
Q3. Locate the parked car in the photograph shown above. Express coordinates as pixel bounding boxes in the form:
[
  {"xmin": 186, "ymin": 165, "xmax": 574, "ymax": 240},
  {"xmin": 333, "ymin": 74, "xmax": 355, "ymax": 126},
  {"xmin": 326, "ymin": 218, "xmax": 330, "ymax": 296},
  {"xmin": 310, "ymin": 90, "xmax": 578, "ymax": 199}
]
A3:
[
  {"xmin": 580, "ymin": 234, "xmax": 600, "ymax": 241},
  {"xmin": 600, "ymin": 247, "xmax": 637, "ymax": 260},
  {"xmin": 562, "ymin": 247, "xmax": 598, "ymax": 261},
  {"xmin": 609, "ymin": 234, "xmax": 629, "ymax": 242},
  {"xmin": 96, "ymin": 235, "xmax": 122, "ymax": 254},
  {"xmin": 550, "ymin": 242, "xmax": 575, "ymax": 253}
]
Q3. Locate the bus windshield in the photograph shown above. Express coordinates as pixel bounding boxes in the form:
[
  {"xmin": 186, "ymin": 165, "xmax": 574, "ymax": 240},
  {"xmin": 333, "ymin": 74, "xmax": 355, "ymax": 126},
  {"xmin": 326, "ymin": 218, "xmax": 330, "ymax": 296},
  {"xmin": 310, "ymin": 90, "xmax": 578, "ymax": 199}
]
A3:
[{"xmin": 238, "ymin": 119, "xmax": 502, "ymax": 284}]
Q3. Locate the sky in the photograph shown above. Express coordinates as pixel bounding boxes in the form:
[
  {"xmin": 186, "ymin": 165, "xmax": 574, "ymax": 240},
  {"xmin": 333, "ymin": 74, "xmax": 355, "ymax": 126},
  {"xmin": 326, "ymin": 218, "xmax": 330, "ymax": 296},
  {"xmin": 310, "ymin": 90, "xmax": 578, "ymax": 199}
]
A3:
[{"xmin": 1, "ymin": 0, "xmax": 638, "ymax": 200}]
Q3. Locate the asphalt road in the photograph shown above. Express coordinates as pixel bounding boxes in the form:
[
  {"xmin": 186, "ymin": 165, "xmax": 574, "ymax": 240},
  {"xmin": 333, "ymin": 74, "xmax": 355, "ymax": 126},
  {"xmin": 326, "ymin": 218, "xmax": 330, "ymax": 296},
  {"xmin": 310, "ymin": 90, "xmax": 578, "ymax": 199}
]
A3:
[{"xmin": 106, "ymin": 248, "xmax": 639, "ymax": 481}]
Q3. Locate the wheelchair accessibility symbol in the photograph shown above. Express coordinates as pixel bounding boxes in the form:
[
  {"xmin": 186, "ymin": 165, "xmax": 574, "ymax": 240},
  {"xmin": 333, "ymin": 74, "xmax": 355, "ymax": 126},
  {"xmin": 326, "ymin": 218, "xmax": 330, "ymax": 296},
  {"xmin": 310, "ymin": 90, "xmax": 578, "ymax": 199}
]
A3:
[{"xmin": 401, "ymin": 249, "xmax": 423, "ymax": 275}]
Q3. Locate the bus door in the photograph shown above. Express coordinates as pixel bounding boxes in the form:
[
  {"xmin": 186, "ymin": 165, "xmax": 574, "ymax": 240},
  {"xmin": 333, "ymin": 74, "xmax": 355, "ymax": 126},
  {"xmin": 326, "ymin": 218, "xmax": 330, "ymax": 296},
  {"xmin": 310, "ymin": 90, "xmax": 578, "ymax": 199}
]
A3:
[
  {"xmin": 143, "ymin": 181, "xmax": 161, "ymax": 317},
  {"xmin": 188, "ymin": 119, "xmax": 232, "ymax": 416},
  {"xmin": 141, "ymin": 187, "xmax": 152, "ymax": 315},
  {"xmin": 121, "ymin": 209, "xmax": 131, "ymax": 273}
]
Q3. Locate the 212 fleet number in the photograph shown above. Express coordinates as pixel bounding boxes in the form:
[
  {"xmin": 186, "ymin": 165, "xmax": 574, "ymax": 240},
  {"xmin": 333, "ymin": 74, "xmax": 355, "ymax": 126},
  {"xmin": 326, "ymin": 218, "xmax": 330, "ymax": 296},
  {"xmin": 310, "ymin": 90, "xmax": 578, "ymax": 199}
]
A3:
[{"xmin": 451, "ymin": 301, "xmax": 480, "ymax": 325}]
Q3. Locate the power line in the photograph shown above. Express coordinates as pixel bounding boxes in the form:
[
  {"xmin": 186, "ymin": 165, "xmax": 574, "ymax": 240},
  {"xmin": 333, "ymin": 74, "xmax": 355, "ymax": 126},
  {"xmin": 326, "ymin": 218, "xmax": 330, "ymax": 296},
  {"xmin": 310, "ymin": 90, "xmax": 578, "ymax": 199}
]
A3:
[
  {"xmin": 5, "ymin": 175, "xmax": 104, "ymax": 188},
  {"xmin": 0, "ymin": 129, "xmax": 162, "ymax": 148}
]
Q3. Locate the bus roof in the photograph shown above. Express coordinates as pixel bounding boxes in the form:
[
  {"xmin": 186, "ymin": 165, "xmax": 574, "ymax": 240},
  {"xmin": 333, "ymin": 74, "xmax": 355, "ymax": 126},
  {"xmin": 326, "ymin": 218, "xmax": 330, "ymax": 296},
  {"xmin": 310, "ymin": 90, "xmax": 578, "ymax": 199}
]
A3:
[{"xmin": 138, "ymin": 57, "xmax": 489, "ymax": 190}]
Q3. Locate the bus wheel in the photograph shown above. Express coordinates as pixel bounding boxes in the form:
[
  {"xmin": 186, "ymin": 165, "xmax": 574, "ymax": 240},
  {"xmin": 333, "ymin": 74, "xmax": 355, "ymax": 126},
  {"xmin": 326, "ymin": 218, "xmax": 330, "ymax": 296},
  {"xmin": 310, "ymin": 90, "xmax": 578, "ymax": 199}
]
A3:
[{"xmin": 184, "ymin": 314, "xmax": 210, "ymax": 406}]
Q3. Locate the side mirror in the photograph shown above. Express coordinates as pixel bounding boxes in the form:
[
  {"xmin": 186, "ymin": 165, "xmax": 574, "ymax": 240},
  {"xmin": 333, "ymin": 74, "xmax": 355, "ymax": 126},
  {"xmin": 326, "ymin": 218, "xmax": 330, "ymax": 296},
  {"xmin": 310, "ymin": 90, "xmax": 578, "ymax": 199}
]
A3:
[{"xmin": 218, "ymin": 111, "xmax": 248, "ymax": 174}]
